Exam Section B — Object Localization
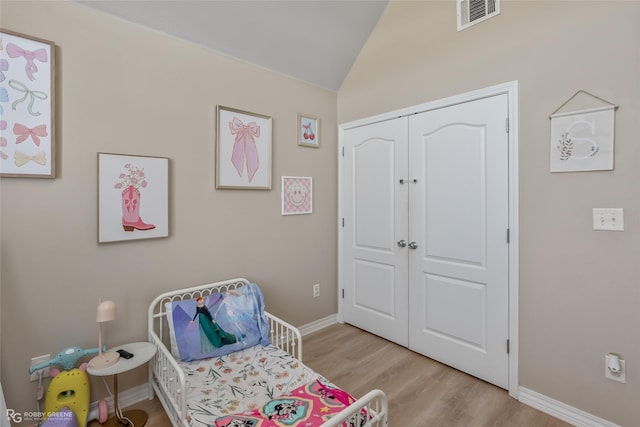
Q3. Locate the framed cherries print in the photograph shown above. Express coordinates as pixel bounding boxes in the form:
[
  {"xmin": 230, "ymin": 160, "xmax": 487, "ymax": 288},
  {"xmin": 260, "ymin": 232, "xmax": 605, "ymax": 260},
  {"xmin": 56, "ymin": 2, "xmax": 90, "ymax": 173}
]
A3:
[{"xmin": 297, "ymin": 113, "xmax": 319, "ymax": 148}]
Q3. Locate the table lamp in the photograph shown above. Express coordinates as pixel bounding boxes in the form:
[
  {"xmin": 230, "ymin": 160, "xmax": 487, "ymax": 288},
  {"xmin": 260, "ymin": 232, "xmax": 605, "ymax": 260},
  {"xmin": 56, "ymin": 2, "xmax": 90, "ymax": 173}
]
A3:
[{"xmin": 88, "ymin": 299, "xmax": 120, "ymax": 369}]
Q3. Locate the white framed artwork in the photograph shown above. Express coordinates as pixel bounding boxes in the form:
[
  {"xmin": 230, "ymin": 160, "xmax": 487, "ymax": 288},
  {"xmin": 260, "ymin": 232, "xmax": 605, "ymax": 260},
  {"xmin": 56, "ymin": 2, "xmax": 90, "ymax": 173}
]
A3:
[{"xmin": 281, "ymin": 176, "xmax": 313, "ymax": 215}]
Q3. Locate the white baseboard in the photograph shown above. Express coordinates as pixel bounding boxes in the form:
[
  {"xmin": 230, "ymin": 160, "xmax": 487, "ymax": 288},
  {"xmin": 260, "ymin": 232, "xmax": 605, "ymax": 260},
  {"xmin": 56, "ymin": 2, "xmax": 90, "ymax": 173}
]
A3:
[
  {"xmin": 298, "ymin": 314, "xmax": 338, "ymax": 336},
  {"xmin": 519, "ymin": 387, "xmax": 620, "ymax": 427}
]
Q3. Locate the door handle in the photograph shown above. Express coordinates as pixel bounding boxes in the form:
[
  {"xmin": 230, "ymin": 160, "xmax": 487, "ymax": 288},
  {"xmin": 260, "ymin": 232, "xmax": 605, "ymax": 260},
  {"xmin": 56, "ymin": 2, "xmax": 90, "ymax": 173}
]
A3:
[
  {"xmin": 397, "ymin": 240, "xmax": 407, "ymax": 248},
  {"xmin": 408, "ymin": 241, "xmax": 418, "ymax": 250}
]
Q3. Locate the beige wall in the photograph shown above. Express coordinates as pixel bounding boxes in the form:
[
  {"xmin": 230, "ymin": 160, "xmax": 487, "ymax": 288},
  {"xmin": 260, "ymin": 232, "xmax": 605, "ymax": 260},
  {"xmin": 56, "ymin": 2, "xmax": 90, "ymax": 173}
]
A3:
[
  {"xmin": 339, "ymin": 1, "xmax": 639, "ymax": 426},
  {"xmin": 2, "ymin": 1, "xmax": 639, "ymax": 426},
  {"xmin": 0, "ymin": 1, "xmax": 338, "ymax": 419}
]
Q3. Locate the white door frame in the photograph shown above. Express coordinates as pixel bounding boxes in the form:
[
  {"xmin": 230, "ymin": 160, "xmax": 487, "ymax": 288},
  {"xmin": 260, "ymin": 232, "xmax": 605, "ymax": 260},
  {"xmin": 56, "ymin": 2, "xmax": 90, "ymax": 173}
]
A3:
[{"xmin": 338, "ymin": 81, "xmax": 519, "ymax": 398}]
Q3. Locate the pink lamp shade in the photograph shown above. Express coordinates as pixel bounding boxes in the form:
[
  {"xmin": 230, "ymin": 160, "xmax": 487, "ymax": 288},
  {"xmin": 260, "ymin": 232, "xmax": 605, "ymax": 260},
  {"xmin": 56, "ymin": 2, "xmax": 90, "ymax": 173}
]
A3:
[
  {"xmin": 96, "ymin": 300, "xmax": 117, "ymax": 322},
  {"xmin": 88, "ymin": 299, "xmax": 120, "ymax": 369}
]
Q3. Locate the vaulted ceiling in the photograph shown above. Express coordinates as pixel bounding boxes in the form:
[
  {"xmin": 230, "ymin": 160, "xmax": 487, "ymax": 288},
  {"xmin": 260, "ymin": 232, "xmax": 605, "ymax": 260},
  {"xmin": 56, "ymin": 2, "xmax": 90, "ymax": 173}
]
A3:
[{"xmin": 76, "ymin": 0, "xmax": 388, "ymax": 91}]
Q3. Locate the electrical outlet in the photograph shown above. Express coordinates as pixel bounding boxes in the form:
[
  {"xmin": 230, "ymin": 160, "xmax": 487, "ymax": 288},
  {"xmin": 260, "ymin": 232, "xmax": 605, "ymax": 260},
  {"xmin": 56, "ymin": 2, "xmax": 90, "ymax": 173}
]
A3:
[
  {"xmin": 605, "ymin": 354, "xmax": 626, "ymax": 383},
  {"xmin": 30, "ymin": 354, "xmax": 51, "ymax": 381},
  {"xmin": 313, "ymin": 284, "xmax": 320, "ymax": 298}
]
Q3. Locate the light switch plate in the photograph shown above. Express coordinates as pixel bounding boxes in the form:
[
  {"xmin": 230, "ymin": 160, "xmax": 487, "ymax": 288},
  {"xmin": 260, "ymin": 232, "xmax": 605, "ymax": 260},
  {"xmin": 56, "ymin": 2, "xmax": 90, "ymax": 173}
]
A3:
[{"xmin": 593, "ymin": 208, "xmax": 624, "ymax": 231}]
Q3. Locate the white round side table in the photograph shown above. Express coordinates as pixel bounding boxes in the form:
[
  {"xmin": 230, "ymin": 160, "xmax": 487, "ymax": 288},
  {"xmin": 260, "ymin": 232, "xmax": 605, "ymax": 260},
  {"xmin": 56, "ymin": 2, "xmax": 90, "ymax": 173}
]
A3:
[{"xmin": 87, "ymin": 342, "xmax": 156, "ymax": 427}]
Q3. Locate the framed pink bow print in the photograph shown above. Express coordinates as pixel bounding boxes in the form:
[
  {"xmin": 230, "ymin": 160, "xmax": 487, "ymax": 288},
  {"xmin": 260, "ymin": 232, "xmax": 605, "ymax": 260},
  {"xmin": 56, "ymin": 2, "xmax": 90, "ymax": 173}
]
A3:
[
  {"xmin": 216, "ymin": 105, "xmax": 272, "ymax": 190},
  {"xmin": 0, "ymin": 29, "xmax": 56, "ymax": 178}
]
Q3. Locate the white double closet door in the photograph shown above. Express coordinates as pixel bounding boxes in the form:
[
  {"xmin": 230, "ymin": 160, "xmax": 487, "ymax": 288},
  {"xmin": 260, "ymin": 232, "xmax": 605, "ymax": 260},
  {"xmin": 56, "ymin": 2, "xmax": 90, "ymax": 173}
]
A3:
[{"xmin": 341, "ymin": 94, "xmax": 510, "ymax": 388}]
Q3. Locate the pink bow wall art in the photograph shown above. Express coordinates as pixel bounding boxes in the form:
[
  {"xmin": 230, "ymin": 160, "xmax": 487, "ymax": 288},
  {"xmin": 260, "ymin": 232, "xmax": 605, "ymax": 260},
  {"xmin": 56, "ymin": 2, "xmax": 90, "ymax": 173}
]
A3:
[
  {"xmin": 1, "ymin": 30, "xmax": 55, "ymax": 178},
  {"xmin": 13, "ymin": 122, "xmax": 47, "ymax": 146},
  {"xmin": 216, "ymin": 106, "xmax": 272, "ymax": 189},
  {"xmin": 6, "ymin": 42, "xmax": 48, "ymax": 82},
  {"xmin": 229, "ymin": 117, "xmax": 260, "ymax": 182}
]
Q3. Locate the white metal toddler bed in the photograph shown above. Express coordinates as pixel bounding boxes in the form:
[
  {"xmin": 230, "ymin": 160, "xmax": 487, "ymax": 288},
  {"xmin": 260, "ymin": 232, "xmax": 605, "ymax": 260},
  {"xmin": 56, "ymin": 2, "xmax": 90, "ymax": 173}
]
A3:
[{"xmin": 148, "ymin": 278, "xmax": 388, "ymax": 427}]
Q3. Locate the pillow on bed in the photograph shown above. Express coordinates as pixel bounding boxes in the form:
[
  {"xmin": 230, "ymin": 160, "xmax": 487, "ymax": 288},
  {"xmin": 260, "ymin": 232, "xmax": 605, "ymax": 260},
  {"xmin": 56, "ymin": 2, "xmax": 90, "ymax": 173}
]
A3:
[{"xmin": 165, "ymin": 283, "xmax": 270, "ymax": 361}]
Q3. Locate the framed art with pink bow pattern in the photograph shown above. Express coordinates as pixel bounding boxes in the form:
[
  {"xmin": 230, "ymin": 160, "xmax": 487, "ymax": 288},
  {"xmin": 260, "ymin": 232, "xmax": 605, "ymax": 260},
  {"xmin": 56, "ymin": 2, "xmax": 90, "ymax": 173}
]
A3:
[
  {"xmin": 216, "ymin": 105, "xmax": 272, "ymax": 190},
  {"xmin": 0, "ymin": 29, "xmax": 55, "ymax": 178}
]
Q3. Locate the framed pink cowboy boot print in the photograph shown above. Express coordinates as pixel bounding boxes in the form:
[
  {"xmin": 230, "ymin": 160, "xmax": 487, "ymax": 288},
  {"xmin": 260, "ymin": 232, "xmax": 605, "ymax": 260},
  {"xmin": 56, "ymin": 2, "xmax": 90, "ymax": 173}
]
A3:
[{"xmin": 98, "ymin": 152, "xmax": 169, "ymax": 243}]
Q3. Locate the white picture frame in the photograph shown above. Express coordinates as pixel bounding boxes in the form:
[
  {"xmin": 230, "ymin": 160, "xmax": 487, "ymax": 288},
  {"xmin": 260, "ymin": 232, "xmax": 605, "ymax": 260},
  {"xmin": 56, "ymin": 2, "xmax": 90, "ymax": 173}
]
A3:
[{"xmin": 281, "ymin": 176, "xmax": 313, "ymax": 215}]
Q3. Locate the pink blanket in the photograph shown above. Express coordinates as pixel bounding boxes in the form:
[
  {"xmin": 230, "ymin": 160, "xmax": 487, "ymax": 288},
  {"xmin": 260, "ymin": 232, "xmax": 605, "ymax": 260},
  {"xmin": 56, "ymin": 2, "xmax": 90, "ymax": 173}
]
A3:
[{"xmin": 215, "ymin": 380, "xmax": 366, "ymax": 427}]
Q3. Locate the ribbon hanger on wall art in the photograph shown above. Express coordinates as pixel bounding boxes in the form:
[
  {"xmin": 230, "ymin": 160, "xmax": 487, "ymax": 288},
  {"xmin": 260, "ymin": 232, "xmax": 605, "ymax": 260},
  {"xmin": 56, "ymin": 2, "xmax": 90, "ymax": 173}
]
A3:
[
  {"xmin": 549, "ymin": 90, "xmax": 618, "ymax": 173},
  {"xmin": 549, "ymin": 90, "xmax": 618, "ymax": 119}
]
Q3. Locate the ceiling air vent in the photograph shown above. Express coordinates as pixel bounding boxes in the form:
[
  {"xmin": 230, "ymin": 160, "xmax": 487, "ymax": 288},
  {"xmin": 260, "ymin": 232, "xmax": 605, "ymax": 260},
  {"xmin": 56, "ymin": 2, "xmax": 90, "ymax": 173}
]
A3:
[{"xmin": 457, "ymin": 0, "xmax": 500, "ymax": 31}]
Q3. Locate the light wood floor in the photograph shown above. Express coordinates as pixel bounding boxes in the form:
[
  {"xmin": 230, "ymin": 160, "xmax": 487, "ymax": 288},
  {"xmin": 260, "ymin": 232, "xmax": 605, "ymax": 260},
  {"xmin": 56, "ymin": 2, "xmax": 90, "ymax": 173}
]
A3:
[
  {"xmin": 302, "ymin": 324, "xmax": 571, "ymax": 427},
  {"xmin": 91, "ymin": 323, "xmax": 571, "ymax": 427}
]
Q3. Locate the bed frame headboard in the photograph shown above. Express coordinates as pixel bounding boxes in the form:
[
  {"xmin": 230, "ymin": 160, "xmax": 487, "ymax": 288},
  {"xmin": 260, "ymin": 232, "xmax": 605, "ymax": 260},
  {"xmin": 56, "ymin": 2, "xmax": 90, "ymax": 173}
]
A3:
[
  {"xmin": 147, "ymin": 278, "xmax": 304, "ymax": 426},
  {"xmin": 148, "ymin": 277, "xmax": 302, "ymax": 360}
]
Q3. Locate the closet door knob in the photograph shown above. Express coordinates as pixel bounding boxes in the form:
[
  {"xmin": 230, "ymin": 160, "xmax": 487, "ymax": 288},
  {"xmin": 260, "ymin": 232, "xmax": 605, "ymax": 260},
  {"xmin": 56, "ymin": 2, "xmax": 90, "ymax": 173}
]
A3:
[
  {"xmin": 397, "ymin": 240, "xmax": 407, "ymax": 248},
  {"xmin": 408, "ymin": 241, "xmax": 418, "ymax": 250}
]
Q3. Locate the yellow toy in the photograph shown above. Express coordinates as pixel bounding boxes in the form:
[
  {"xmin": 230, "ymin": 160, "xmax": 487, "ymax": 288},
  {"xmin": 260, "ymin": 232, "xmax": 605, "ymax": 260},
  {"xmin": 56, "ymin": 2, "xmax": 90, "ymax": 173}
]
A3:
[
  {"xmin": 30, "ymin": 347, "xmax": 108, "ymax": 427},
  {"xmin": 43, "ymin": 367, "xmax": 90, "ymax": 427}
]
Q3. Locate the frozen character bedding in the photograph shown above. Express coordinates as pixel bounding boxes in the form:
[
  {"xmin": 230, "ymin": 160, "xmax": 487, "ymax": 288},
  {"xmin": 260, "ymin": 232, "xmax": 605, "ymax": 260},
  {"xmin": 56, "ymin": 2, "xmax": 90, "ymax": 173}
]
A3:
[{"xmin": 166, "ymin": 283, "xmax": 270, "ymax": 362}]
